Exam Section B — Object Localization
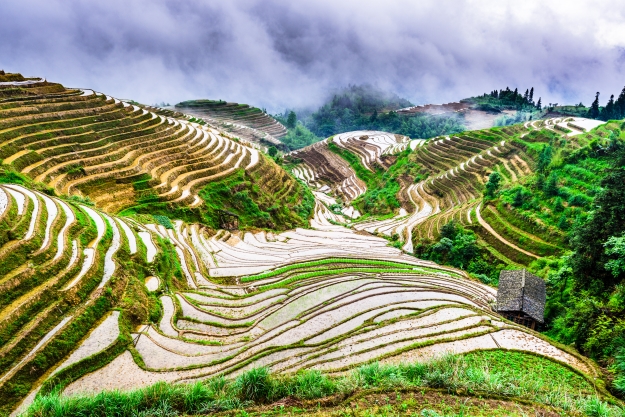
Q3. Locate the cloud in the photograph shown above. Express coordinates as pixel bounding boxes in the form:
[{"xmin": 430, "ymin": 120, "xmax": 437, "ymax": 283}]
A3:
[{"xmin": 1, "ymin": 0, "xmax": 625, "ymax": 111}]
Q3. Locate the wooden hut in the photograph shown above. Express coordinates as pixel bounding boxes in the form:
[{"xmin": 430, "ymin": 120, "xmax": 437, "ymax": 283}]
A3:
[{"xmin": 496, "ymin": 269, "xmax": 546, "ymax": 330}]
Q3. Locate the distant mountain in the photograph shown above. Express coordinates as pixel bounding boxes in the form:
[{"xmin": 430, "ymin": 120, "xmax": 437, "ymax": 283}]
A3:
[{"xmin": 300, "ymin": 84, "xmax": 464, "ymax": 139}]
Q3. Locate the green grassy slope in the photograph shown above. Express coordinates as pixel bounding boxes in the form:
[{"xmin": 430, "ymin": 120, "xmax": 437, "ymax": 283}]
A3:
[{"xmin": 21, "ymin": 351, "xmax": 624, "ymax": 417}]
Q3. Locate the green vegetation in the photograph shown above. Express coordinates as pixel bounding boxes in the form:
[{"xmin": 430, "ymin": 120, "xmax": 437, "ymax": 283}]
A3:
[
  {"xmin": 480, "ymin": 205, "xmax": 563, "ymax": 257},
  {"xmin": 63, "ymin": 164, "xmax": 86, "ymax": 177},
  {"xmin": 187, "ymin": 116, "xmax": 206, "ymax": 125},
  {"xmin": 259, "ymin": 267, "xmax": 441, "ymax": 291},
  {"xmin": 327, "ymin": 143, "xmax": 425, "ymax": 216},
  {"xmin": 415, "ymin": 221, "xmax": 504, "ymax": 285},
  {"xmin": 273, "ymin": 111, "xmax": 323, "ymax": 150},
  {"xmin": 489, "ymin": 122, "xmax": 622, "ymax": 242},
  {"xmin": 279, "ymin": 123, "xmax": 321, "ymax": 151},
  {"xmin": 23, "ymin": 351, "xmax": 620, "ymax": 417},
  {"xmin": 120, "ymin": 165, "xmax": 314, "ymax": 231},
  {"xmin": 464, "ymin": 87, "xmax": 545, "ymax": 126},
  {"xmin": 467, "ymin": 86, "xmax": 542, "ymax": 112},
  {"xmin": 198, "ymin": 168, "xmax": 313, "ymax": 230},
  {"xmin": 300, "ymin": 84, "xmax": 464, "ymax": 139},
  {"xmin": 153, "ymin": 214, "xmax": 174, "ymax": 230},
  {"xmin": 466, "ymin": 120, "xmax": 625, "ymax": 394},
  {"xmin": 241, "ymin": 258, "xmax": 439, "ymax": 282},
  {"xmin": 544, "ymin": 145, "xmax": 625, "ymax": 381},
  {"xmin": 483, "ymin": 171, "xmax": 501, "ymax": 198},
  {"xmin": 327, "ymin": 140, "xmax": 398, "ymax": 215},
  {"xmin": 0, "ymin": 165, "xmax": 55, "ymax": 196},
  {"xmin": 587, "ymin": 87, "xmax": 625, "ymax": 120}
]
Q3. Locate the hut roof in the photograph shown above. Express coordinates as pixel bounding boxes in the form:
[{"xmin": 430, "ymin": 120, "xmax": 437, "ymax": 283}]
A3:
[{"xmin": 496, "ymin": 269, "xmax": 546, "ymax": 323}]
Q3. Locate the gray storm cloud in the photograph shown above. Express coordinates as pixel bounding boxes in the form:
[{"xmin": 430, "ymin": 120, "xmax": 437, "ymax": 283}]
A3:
[{"xmin": 1, "ymin": 0, "xmax": 625, "ymax": 111}]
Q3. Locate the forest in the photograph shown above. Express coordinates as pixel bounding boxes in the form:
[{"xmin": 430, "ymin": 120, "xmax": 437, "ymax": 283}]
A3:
[{"xmin": 275, "ymin": 85, "xmax": 466, "ymax": 150}]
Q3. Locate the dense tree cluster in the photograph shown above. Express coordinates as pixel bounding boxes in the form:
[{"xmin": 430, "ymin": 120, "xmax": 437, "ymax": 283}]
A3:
[
  {"xmin": 275, "ymin": 85, "xmax": 466, "ymax": 149},
  {"xmin": 484, "ymin": 171, "xmax": 502, "ymax": 198},
  {"xmin": 473, "ymin": 86, "xmax": 542, "ymax": 112},
  {"xmin": 588, "ymin": 87, "xmax": 625, "ymax": 120},
  {"xmin": 273, "ymin": 111, "xmax": 322, "ymax": 151},
  {"xmin": 545, "ymin": 145, "xmax": 625, "ymax": 394},
  {"xmin": 568, "ymin": 148, "xmax": 625, "ymax": 290},
  {"xmin": 414, "ymin": 221, "xmax": 501, "ymax": 284},
  {"xmin": 302, "ymin": 85, "xmax": 464, "ymax": 139},
  {"xmin": 490, "ymin": 87, "xmax": 538, "ymax": 107}
]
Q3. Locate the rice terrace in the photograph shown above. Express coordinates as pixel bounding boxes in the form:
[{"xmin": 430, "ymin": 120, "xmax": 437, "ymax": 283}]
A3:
[{"xmin": 1, "ymin": 1, "xmax": 625, "ymax": 416}]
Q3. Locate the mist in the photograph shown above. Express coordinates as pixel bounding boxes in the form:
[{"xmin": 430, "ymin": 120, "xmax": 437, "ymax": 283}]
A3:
[{"xmin": 1, "ymin": 0, "xmax": 625, "ymax": 112}]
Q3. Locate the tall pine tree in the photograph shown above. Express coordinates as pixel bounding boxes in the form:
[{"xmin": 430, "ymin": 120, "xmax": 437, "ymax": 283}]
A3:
[
  {"xmin": 589, "ymin": 92, "xmax": 600, "ymax": 119},
  {"xmin": 286, "ymin": 110, "xmax": 297, "ymax": 128},
  {"xmin": 615, "ymin": 86, "xmax": 625, "ymax": 119},
  {"xmin": 601, "ymin": 94, "xmax": 615, "ymax": 121}
]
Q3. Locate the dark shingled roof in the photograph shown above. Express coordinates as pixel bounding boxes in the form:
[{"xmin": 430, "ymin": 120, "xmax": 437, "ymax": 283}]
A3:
[{"xmin": 496, "ymin": 269, "xmax": 546, "ymax": 323}]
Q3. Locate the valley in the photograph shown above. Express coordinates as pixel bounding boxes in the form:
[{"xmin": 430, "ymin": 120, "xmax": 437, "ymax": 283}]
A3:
[{"xmin": 0, "ymin": 74, "xmax": 624, "ymax": 417}]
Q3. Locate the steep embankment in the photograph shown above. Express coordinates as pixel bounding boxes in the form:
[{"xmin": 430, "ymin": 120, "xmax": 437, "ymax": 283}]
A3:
[
  {"xmin": 176, "ymin": 99, "xmax": 287, "ymax": 146},
  {"xmin": 0, "ymin": 75, "xmax": 311, "ymax": 230}
]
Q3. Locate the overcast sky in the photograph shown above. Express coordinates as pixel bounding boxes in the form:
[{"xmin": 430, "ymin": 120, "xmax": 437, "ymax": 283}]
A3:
[{"xmin": 1, "ymin": 0, "xmax": 625, "ymax": 111}]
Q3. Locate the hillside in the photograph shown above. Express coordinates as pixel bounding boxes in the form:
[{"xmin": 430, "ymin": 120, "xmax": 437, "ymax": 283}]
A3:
[
  {"xmin": 296, "ymin": 85, "xmax": 551, "ymax": 141},
  {"xmin": 300, "ymin": 85, "xmax": 465, "ymax": 140},
  {"xmin": 287, "ymin": 117, "xmax": 609, "ymax": 259},
  {"xmin": 176, "ymin": 99, "xmax": 287, "ymax": 146},
  {"xmin": 0, "ymin": 180, "xmax": 616, "ymax": 417},
  {"xmin": 286, "ymin": 115, "xmax": 625, "ymax": 398},
  {"xmin": 0, "ymin": 77, "xmax": 311, "ymax": 230},
  {"xmin": 0, "ymin": 73, "xmax": 623, "ymax": 417}
]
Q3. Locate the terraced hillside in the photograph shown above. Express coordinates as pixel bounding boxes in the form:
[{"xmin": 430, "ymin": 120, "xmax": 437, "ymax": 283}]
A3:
[
  {"xmin": 66, "ymin": 258, "xmax": 595, "ymax": 393},
  {"xmin": 289, "ymin": 131, "xmax": 425, "ymax": 215},
  {"xmin": 0, "ymin": 73, "xmax": 621, "ymax": 416},
  {"xmin": 289, "ymin": 138, "xmax": 365, "ymax": 204},
  {"xmin": 1, "ymin": 178, "xmax": 611, "ymax": 415},
  {"xmin": 0, "ymin": 182, "xmax": 161, "ymax": 415},
  {"xmin": 0, "ymin": 76, "xmax": 310, "ymax": 229},
  {"xmin": 288, "ymin": 118, "xmax": 610, "ymax": 262},
  {"xmin": 176, "ymin": 99, "xmax": 287, "ymax": 146}
]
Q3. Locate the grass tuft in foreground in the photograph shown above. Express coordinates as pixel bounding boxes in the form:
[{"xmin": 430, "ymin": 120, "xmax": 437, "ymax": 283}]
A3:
[{"xmin": 22, "ymin": 351, "xmax": 623, "ymax": 417}]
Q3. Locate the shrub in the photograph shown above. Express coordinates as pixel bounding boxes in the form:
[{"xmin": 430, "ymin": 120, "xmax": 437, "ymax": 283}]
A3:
[
  {"xmin": 553, "ymin": 197, "xmax": 564, "ymax": 213},
  {"xmin": 568, "ymin": 193, "xmax": 590, "ymax": 207},
  {"xmin": 484, "ymin": 172, "xmax": 501, "ymax": 198},
  {"xmin": 293, "ymin": 370, "xmax": 335, "ymax": 399},
  {"xmin": 357, "ymin": 362, "xmax": 405, "ymax": 388},
  {"xmin": 65, "ymin": 164, "xmax": 86, "ymax": 176},
  {"xmin": 153, "ymin": 215, "xmax": 174, "ymax": 230},
  {"xmin": 583, "ymin": 396, "xmax": 611, "ymax": 417},
  {"xmin": 235, "ymin": 367, "xmax": 272, "ymax": 403},
  {"xmin": 68, "ymin": 195, "xmax": 94, "ymax": 206},
  {"xmin": 545, "ymin": 172, "xmax": 559, "ymax": 196}
]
